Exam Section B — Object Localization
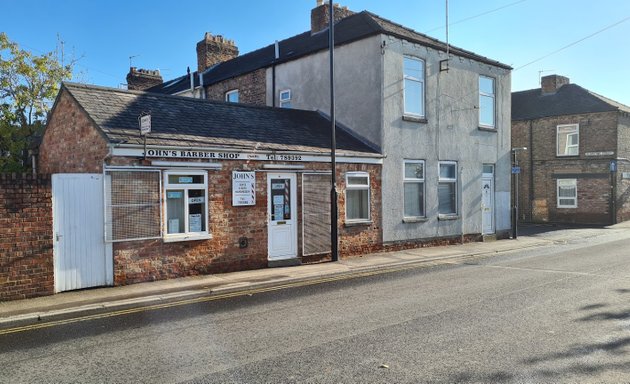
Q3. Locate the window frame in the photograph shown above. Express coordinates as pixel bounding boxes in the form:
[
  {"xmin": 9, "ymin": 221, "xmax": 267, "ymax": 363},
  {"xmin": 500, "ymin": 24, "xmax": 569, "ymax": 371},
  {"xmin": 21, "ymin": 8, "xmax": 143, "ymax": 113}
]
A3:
[
  {"xmin": 556, "ymin": 124, "xmax": 579, "ymax": 157},
  {"xmin": 557, "ymin": 179, "xmax": 577, "ymax": 208},
  {"xmin": 345, "ymin": 172, "xmax": 371, "ymax": 223},
  {"xmin": 403, "ymin": 56, "xmax": 426, "ymax": 118},
  {"xmin": 479, "ymin": 75, "xmax": 496, "ymax": 129},
  {"xmin": 225, "ymin": 89, "xmax": 239, "ymax": 103},
  {"xmin": 403, "ymin": 160, "xmax": 426, "ymax": 219},
  {"xmin": 163, "ymin": 170, "xmax": 210, "ymax": 242},
  {"xmin": 279, "ymin": 89, "xmax": 292, "ymax": 108},
  {"xmin": 438, "ymin": 161, "xmax": 458, "ymax": 216}
]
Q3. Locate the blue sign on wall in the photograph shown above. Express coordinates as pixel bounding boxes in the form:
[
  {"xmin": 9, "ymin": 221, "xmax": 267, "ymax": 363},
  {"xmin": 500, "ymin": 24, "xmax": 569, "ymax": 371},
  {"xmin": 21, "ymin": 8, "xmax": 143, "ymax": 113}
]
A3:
[{"xmin": 511, "ymin": 166, "xmax": 521, "ymax": 174}]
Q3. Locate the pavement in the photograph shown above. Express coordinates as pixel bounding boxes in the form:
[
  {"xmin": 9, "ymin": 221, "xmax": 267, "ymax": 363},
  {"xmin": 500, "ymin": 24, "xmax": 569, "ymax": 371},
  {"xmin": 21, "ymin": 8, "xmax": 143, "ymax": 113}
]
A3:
[{"xmin": 2, "ymin": 222, "xmax": 629, "ymax": 327}]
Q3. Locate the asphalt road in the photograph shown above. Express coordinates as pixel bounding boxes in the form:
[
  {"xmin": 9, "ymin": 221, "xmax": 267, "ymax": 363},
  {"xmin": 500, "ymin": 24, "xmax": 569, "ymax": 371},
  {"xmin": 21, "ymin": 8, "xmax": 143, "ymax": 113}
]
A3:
[{"xmin": 2, "ymin": 231, "xmax": 630, "ymax": 383}]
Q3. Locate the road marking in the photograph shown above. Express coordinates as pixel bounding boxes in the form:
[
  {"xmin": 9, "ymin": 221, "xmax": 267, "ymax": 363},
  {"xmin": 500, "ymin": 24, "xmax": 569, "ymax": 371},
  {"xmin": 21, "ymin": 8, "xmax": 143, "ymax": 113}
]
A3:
[{"xmin": 0, "ymin": 262, "xmax": 452, "ymax": 336}]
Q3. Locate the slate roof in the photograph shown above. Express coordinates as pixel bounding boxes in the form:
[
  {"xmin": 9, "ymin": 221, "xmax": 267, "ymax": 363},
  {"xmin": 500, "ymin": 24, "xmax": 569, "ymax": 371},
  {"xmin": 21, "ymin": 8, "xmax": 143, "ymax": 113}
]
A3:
[
  {"xmin": 512, "ymin": 83, "xmax": 630, "ymax": 121},
  {"xmin": 149, "ymin": 11, "xmax": 511, "ymax": 95},
  {"xmin": 60, "ymin": 82, "xmax": 380, "ymax": 157}
]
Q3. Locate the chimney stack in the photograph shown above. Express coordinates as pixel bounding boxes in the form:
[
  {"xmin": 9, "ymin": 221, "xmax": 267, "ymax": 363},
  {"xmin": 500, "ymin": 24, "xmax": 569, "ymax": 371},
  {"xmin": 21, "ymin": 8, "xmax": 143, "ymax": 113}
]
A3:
[
  {"xmin": 311, "ymin": 1, "xmax": 355, "ymax": 34},
  {"xmin": 541, "ymin": 75, "xmax": 570, "ymax": 94},
  {"xmin": 196, "ymin": 33, "xmax": 239, "ymax": 72},
  {"xmin": 126, "ymin": 67, "xmax": 163, "ymax": 91}
]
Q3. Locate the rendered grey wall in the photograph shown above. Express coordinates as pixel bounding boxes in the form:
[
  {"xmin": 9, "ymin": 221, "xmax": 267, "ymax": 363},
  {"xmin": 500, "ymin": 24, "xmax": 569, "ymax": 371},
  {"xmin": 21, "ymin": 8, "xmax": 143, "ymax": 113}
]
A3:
[
  {"xmin": 381, "ymin": 35, "xmax": 511, "ymax": 242},
  {"xmin": 267, "ymin": 35, "xmax": 383, "ymax": 150}
]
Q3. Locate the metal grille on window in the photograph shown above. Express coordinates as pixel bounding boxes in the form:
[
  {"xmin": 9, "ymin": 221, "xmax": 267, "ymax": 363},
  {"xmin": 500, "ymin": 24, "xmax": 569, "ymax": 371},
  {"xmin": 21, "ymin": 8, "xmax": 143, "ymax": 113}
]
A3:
[
  {"xmin": 302, "ymin": 173, "xmax": 331, "ymax": 256},
  {"xmin": 105, "ymin": 170, "xmax": 161, "ymax": 242}
]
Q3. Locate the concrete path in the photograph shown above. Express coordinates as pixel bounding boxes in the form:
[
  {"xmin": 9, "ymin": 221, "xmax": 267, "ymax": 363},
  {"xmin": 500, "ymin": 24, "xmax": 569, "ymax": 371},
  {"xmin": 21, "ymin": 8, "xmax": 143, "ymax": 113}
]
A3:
[{"xmin": 2, "ymin": 222, "xmax": 628, "ymax": 326}]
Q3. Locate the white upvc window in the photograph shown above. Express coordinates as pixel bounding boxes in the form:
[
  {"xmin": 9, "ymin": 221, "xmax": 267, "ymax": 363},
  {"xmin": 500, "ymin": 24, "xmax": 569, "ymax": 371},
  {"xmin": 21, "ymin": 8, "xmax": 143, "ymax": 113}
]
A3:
[
  {"xmin": 163, "ymin": 170, "xmax": 210, "ymax": 241},
  {"xmin": 438, "ymin": 161, "xmax": 458, "ymax": 215},
  {"xmin": 225, "ymin": 89, "xmax": 239, "ymax": 103},
  {"xmin": 479, "ymin": 75, "xmax": 495, "ymax": 128},
  {"xmin": 403, "ymin": 160, "xmax": 425, "ymax": 218},
  {"xmin": 403, "ymin": 56, "xmax": 425, "ymax": 118},
  {"xmin": 279, "ymin": 89, "xmax": 292, "ymax": 108},
  {"xmin": 557, "ymin": 179, "xmax": 577, "ymax": 208},
  {"xmin": 557, "ymin": 124, "xmax": 579, "ymax": 156},
  {"xmin": 345, "ymin": 172, "xmax": 370, "ymax": 223}
]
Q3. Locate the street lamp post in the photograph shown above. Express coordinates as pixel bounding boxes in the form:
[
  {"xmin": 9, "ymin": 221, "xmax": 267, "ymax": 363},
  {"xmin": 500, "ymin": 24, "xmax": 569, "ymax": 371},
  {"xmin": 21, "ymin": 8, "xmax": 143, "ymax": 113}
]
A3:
[{"xmin": 512, "ymin": 147, "xmax": 527, "ymax": 239}]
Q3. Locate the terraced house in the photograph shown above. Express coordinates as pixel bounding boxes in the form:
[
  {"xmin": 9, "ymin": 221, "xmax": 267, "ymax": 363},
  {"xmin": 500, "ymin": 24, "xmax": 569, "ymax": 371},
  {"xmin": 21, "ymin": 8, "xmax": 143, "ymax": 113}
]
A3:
[{"xmin": 512, "ymin": 74, "xmax": 630, "ymax": 225}]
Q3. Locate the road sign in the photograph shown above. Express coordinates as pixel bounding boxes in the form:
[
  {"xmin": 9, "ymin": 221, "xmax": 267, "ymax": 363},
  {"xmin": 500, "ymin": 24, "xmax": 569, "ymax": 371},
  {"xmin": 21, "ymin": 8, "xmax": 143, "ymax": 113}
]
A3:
[
  {"xmin": 610, "ymin": 160, "xmax": 617, "ymax": 172},
  {"xmin": 511, "ymin": 166, "xmax": 521, "ymax": 174}
]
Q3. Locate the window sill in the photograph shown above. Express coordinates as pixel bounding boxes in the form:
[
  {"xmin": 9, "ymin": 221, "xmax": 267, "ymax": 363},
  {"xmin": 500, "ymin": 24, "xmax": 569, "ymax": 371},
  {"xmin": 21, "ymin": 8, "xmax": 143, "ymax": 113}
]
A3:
[
  {"xmin": 478, "ymin": 126, "xmax": 497, "ymax": 132},
  {"xmin": 556, "ymin": 155, "xmax": 579, "ymax": 158},
  {"xmin": 438, "ymin": 214, "xmax": 459, "ymax": 221},
  {"xmin": 403, "ymin": 217, "xmax": 428, "ymax": 223},
  {"xmin": 163, "ymin": 233, "xmax": 212, "ymax": 243},
  {"xmin": 344, "ymin": 220, "xmax": 373, "ymax": 227},
  {"xmin": 402, "ymin": 114, "xmax": 427, "ymax": 124}
]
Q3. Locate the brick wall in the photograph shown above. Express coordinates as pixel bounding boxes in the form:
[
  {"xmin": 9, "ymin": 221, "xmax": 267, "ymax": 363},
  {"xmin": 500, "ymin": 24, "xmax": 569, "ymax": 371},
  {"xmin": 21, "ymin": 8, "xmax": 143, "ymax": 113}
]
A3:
[
  {"xmin": 39, "ymin": 89, "xmax": 110, "ymax": 174},
  {"xmin": 512, "ymin": 111, "xmax": 619, "ymax": 224},
  {"xmin": 204, "ymin": 69, "xmax": 267, "ymax": 106},
  {"xmin": 0, "ymin": 174, "xmax": 53, "ymax": 301},
  {"xmin": 110, "ymin": 158, "xmax": 382, "ymax": 285}
]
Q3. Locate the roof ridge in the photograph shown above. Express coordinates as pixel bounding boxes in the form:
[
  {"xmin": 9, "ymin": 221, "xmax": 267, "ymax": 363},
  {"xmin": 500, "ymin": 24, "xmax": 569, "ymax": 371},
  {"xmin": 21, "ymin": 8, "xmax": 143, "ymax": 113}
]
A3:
[{"xmin": 63, "ymin": 81, "xmax": 326, "ymax": 115}]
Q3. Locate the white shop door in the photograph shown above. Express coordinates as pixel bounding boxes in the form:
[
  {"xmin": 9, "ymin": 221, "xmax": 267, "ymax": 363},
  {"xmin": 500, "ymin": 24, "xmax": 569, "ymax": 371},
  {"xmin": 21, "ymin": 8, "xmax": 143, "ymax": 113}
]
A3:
[
  {"xmin": 267, "ymin": 173, "xmax": 297, "ymax": 260},
  {"xmin": 53, "ymin": 174, "xmax": 112, "ymax": 292},
  {"xmin": 481, "ymin": 165, "xmax": 495, "ymax": 235}
]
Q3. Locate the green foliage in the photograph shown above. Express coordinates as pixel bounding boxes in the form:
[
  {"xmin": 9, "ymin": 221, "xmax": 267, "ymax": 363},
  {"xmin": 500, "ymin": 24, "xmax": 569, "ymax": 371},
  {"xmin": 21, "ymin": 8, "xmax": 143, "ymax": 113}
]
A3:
[{"xmin": 0, "ymin": 32, "xmax": 73, "ymax": 172}]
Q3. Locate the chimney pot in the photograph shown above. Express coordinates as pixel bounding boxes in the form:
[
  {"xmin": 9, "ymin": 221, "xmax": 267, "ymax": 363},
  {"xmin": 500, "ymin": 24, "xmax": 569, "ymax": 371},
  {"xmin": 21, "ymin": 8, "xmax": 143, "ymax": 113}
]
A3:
[
  {"xmin": 196, "ymin": 32, "xmax": 239, "ymax": 72},
  {"xmin": 126, "ymin": 67, "xmax": 163, "ymax": 91},
  {"xmin": 310, "ymin": 2, "xmax": 355, "ymax": 34}
]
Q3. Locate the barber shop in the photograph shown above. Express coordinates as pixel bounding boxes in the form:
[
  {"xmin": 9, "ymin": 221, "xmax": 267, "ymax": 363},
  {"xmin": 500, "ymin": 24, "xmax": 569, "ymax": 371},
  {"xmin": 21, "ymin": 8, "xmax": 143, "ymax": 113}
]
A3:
[{"xmin": 38, "ymin": 83, "xmax": 382, "ymax": 292}]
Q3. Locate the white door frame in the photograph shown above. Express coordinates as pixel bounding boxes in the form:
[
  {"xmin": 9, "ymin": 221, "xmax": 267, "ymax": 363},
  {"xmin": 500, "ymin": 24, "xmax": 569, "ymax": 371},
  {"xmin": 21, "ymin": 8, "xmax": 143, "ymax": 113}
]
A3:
[
  {"xmin": 481, "ymin": 166, "xmax": 495, "ymax": 235},
  {"xmin": 52, "ymin": 173, "xmax": 113, "ymax": 292},
  {"xmin": 267, "ymin": 173, "xmax": 298, "ymax": 260}
]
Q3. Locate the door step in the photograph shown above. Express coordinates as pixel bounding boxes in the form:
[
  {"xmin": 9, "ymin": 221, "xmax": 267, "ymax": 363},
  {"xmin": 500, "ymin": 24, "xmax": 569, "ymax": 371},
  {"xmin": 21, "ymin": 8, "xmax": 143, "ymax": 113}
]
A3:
[
  {"xmin": 268, "ymin": 258, "xmax": 302, "ymax": 268},
  {"xmin": 482, "ymin": 234, "xmax": 497, "ymax": 242}
]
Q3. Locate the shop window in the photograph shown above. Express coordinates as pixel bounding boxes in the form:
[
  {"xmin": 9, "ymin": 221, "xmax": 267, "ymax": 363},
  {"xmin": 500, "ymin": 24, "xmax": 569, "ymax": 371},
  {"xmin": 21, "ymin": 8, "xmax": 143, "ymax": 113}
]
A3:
[
  {"xmin": 557, "ymin": 179, "xmax": 577, "ymax": 208},
  {"xmin": 557, "ymin": 124, "xmax": 579, "ymax": 156},
  {"xmin": 279, "ymin": 89, "xmax": 292, "ymax": 108},
  {"xmin": 403, "ymin": 56, "xmax": 425, "ymax": 118},
  {"xmin": 225, "ymin": 89, "xmax": 239, "ymax": 103},
  {"xmin": 345, "ymin": 172, "xmax": 370, "ymax": 223},
  {"xmin": 403, "ymin": 160, "xmax": 425, "ymax": 218},
  {"xmin": 479, "ymin": 75, "xmax": 495, "ymax": 128},
  {"xmin": 164, "ymin": 170, "xmax": 209, "ymax": 241},
  {"xmin": 438, "ymin": 161, "xmax": 457, "ymax": 215}
]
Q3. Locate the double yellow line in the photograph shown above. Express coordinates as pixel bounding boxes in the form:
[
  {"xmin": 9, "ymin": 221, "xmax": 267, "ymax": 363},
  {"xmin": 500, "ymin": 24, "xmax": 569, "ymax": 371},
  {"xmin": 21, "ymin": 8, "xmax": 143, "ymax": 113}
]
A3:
[{"xmin": 0, "ymin": 262, "xmax": 438, "ymax": 336}]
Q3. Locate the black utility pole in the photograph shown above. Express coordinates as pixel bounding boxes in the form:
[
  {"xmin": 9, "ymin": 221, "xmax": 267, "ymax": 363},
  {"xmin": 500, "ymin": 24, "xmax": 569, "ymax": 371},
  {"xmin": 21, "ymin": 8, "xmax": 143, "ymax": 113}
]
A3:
[{"xmin": 329, "ymin": 0, "xmax": 338, "ymax": 261}]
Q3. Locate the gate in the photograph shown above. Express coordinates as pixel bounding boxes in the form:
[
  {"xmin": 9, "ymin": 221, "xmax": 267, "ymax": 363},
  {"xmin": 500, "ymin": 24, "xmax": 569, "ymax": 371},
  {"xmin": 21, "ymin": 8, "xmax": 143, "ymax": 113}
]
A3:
[
  {"xmin": 52, "ymin": 174, "xmax": 112, "ymax": 292},
  {"xmin": 302, "ymin": 173, "xmax": 331, "ymax": 256}
]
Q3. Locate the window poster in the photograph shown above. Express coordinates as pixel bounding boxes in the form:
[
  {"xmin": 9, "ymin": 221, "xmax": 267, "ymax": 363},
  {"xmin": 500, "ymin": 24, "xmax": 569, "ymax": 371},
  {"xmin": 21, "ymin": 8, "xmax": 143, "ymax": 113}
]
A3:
[{"xmin": 189, "ymin": 214, "xmax": 202, "ymax": 232}]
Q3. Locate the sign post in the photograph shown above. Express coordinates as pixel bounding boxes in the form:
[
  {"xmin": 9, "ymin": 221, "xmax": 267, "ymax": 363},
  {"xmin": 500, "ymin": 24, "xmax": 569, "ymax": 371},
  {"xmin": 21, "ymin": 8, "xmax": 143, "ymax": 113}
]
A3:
[{"xmin": 139, "ymin": 113, "xmax": 151, "ymax": 158}]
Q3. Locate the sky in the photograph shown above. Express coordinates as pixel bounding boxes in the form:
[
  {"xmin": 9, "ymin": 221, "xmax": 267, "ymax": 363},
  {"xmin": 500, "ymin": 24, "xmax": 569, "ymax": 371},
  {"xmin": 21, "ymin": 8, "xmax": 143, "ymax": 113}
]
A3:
[{"xmin": 3, "ymin": 0, "xmax": 630, "ymax": 105}]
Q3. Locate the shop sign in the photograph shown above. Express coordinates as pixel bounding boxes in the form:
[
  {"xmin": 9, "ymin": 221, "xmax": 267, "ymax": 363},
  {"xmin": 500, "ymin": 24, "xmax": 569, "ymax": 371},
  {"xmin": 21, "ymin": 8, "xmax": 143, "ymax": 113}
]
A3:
[{"xmin": 232, "ymin": 171, "xmax": 256, "ymax": 206}]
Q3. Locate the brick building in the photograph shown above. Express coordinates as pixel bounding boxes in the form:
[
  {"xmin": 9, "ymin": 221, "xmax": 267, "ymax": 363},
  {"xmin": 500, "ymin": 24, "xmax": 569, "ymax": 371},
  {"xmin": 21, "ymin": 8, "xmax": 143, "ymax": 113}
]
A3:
[
  {"xmin": 148, "ymin": 1, "xmax": 513, "ymax": 244},
  {"xmin": 512, "ymin": 74, "xmax": 630, "ymax": 225},
  {"xmin": 37, "ymin": 82, "xmax": 382, "ymax": 293}
]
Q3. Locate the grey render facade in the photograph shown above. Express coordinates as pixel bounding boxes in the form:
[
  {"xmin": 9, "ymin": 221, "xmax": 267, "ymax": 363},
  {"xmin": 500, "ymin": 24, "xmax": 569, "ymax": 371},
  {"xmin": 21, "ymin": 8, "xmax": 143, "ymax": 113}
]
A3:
[
  {"xmin": 512, "ymin": 75, "xmax": 630, "ymax": 225},
  {"xmin": 146, "ymin": 3, "xmax": 513, "ymax": 243}
]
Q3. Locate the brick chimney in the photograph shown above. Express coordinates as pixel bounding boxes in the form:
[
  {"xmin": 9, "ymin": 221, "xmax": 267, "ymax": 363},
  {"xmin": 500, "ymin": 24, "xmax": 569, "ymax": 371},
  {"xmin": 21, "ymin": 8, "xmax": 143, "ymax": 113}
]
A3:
[
  {"xmin": 541, "ymin": 75, "xmax": 570, "ymax": 94},
  {"xmin": 311, "ymin": 0, "xmax": 355, "ymax": 34},
  {"xmin": 126, "ymin": 67, "xmax": 163, "ymax": 91},
  {"xmin": 196, "ymin": 33, "xmax": 239, "ymax": 72}
]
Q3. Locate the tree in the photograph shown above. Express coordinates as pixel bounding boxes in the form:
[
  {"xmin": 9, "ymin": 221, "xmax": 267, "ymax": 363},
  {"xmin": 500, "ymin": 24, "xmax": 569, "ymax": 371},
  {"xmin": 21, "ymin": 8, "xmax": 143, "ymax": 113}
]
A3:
[{"xmin": 0, "ymin": 32, "xmax": 74, "ymax": 172}]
